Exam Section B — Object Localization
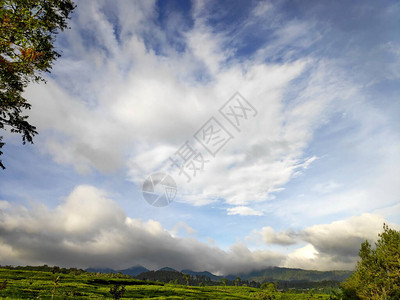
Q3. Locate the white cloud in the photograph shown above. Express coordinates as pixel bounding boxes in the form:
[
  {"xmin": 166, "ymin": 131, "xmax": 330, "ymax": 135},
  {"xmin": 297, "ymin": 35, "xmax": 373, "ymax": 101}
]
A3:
[
  {"xmin": 288, "ymin": 244, "xmax": 318, "ymax": 260},
  {"xmin": 257, "ymin": 227, "xmax": 297, "ymax": 246},
  {"xmin": 227, "ymin": 206, "xmax": 263, "ymax": 216},
  {"xmin": 283, "ymin": 214, "xmax": 399, "ymax": 270},
  {"xmin": 301, "ymin": 156, "xmax": 318, "ymax": 170},
  {"xmin": 284, "ymin": 244, "xmax": 353, "ymax": 271},
  {"xmin": 312, "ymin": 180, "xmax": 341, "ymax": 194},
  {"xmin": 246, "ymin": 213, "xmax": 399, "ymax": 270},
  {"xmin": 300, "ymin": 214, "xmax": 392, "ymax": 258},
  {"xmin": 170, "ymin": 221, "xmax": 196, "ymax": 237}
]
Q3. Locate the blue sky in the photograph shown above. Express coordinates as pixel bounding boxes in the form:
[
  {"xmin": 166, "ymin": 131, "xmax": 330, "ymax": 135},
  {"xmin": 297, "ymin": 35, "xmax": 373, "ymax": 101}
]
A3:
[{"xmin": 0, "ymin": 0, "xmax": 399, "ymax": 274}]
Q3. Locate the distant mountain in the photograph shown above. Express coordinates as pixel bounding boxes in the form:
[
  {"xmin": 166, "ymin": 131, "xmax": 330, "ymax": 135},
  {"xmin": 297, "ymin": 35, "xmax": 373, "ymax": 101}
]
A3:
[
  {"xmin": 86, "ymin": 265, "xmax": 149, "ymax": 276},
  {"xmin": 181, "ymin": 269, "xmax": 221, "ymax": 281},
  {"xmin": 86, "ymin": 267, "xmax": 116, "ymax": 274},
  {"xmin": 179, "ymin": 267, "xmax": 351, "ymax": 283},
  {"xmin": 86, "ymin": 265, "xmax": 352, "ymax": 284},
  {"xmin": 136, "ymin": 269, "xmax": 184, "ymax": 283},
  {"xmin": 227, "ymin": 267, "xmax": 352, "ymax": 282},
  {"xmin": 119, "ymin": 265, "xmax": 149, "ymax": 276},
  {"xmin": 158, "ymin": 267, "xmax": 177, "ymax": 272}
]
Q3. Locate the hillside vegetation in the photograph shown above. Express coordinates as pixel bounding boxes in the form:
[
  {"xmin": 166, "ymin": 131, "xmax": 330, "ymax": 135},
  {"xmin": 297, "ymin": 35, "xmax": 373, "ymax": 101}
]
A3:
[{"xmin": 0, "ymin": 268, "xmax": 334, "ymax": 299}]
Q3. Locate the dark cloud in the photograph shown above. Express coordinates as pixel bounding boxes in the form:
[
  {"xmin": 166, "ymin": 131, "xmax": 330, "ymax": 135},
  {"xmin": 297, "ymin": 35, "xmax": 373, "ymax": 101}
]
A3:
[
  {"xmin": 300, "ymin": 214, "xmax": 388, "ymax": 260},
  {"xmin": 0, "ymin": 185, "xmax": 284, "ymax": 274}
]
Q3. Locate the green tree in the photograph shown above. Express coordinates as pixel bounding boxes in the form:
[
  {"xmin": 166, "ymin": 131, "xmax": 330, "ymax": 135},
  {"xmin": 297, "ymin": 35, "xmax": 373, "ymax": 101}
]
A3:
[
  {"xmin": 183, "ymin": 273, "xmax": 190, "ymax": 286},
  {"xmin": 221, "ymin": 278, "xmax": 228, "ymax": 286},
  {"xmin": 234, "ymin": 277, "xmax": 241, "ymax": 287},
  {"xmin": 50, "ymin": 276, "xmax": 59, "ymax": 300},
  {"xmin": 341, "ymin": 224, "xmax": 400, "ymax": 299},
  {"xmin": 0, "ymin": 0, "xmax": 75, "ymax": 169},
  {"xmin": 329, "ymin": 289, "xmax": 343, "ymax": 300},
  {"xmin": 261, "ymin": 282, "xmax": 277, "ymax": 292}
]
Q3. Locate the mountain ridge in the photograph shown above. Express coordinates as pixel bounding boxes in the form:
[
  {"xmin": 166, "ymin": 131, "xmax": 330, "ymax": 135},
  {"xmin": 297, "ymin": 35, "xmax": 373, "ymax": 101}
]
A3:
[{"xmin": 85, "ymin": 266, "xmax": 353, "ymax": 283}]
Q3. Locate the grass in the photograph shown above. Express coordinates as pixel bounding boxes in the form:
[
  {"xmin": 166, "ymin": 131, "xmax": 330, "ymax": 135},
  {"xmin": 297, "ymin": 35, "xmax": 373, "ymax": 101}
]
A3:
[{"xmin": 0, "ymin": 268, "xmax": 332, "ymax": 299}]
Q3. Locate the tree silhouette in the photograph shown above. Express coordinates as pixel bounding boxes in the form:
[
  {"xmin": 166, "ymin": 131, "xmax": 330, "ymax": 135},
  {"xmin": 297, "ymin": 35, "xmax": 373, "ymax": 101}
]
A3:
[
  {"xmin": 221, "ymin": 278, "xmax": 228, "ymax": 286},
  {"xmin": 234, "ymin": 277, "xmax": 241, "ymax": 287},
  {"xmin": 183, "ymin": 273, "xmax": 190, "ymax": 286}
]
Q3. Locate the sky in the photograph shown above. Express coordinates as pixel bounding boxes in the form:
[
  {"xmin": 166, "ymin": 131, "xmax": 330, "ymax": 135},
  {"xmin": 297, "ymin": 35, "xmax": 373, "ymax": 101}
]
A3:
[{"xmin": 0, "ymin": 0, "xmax": 399, "ymax": 274}]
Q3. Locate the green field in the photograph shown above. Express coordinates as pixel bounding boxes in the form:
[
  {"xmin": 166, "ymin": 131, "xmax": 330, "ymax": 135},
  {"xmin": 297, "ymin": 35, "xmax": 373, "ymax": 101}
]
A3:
[{"xmin": 0, "ymin": 268, "xmax": 333, "ymax": 299}]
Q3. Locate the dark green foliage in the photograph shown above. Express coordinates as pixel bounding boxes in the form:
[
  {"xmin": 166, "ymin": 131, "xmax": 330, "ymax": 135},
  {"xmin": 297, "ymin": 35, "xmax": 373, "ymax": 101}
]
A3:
[
  {"xmin": 89, "ymin": 278, "xmax": 162, "ymax": 286},
  {"xmin": 183, "ymin": 273, "xmax": 191, "ymax": 285},
  {"xmin": 328, "ymin": 289, "xmax": 342, "ymax": 300},
  {"xmin": 137, "ymin": 270, "xmax": 187, "ymax": 285},
  {"xmin": 0, "ymin": 0, "xmax": 75, "ymax": 169},
  {"xmin": 109, "ymin": 284, "xmax": 125, "ymax": 300},
  {"xmin": 0, "ymin": 264, "xmax": 86, "ymax": 274},
  {"xmin": 261, "ymin": 282, "xmax": 277, "ymax": 292},
  {"xmin": 277, "ymin": 280, "xmax": 341, "ymax": 291},
  {"xmin": 50, "ymin": 275, "xmax": 60, "ymax": 300},
  {"xmin": 234, "ymin": 277, "xmax": 241, "ymax": 287},
  {"xmin": 341, "ymin": 224, "xmax": 400, "ymax": 299},
  {"xmin": 0, "ymin": 280, "xmax": 7, "ymax": 290}
]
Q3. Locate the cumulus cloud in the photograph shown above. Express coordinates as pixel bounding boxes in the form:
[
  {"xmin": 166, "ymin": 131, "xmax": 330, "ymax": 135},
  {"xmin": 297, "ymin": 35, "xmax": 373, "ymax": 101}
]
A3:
[
  {"xmin": 300, "ymin": 214, "xmax": 391, "ymax": 260},
  {"xmin": 0, "ymin": 185, "xmax": 284, "ymax": 274},
  {"xmin": 286, "ymin": 214, "xmax": 398, "ymax": 270},
  {"xmin": 23, "ymin": 0, "xmax": 357, "ymax": 209},
  {"xmin": 284, "ymin": 244, "xmax": 354, "ymax": 271},
  {"xmin": 257, "ymin": 227, "xmax": 297, "ymax": 246},
  {"xmin": 246, "ymin": 213, "xmax": 399, "ymax": 270}
]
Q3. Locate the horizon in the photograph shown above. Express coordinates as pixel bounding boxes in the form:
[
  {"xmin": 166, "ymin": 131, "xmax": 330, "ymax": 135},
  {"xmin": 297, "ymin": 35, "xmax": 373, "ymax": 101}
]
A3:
[
  {"xmin": 3, "ymin": 264, "xmax": 353, "ymax": 277},
  {"xmin": 0, "ymin": 0, "xmax": 399, "ymax": 275}
]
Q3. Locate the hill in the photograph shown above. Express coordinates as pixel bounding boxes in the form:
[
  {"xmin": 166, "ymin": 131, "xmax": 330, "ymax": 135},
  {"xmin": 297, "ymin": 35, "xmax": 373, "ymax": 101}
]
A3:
[
  {"xmin": 119, "ymin": 265, "xmax": 150, "ymax": 276},
  {"xmin": 181, "ymin": 269, "xmax": 221, "ymax": 281},
  {"xmin": 158, "ymin": 267, "xmax": 177, "ymax": 272},
  {"xmin": 230, "ymin": 267, "xmax": 352, "ymax": 282},
  {"xmin": 84, "ymin": 265, "xmax": 352, "ymax": 284},
  {"xmin": 85, "ymin": 265, "xmax": 149, "ymax": 276},
  {"xmin": 85, "ymin": 267, "xmax": 115, "ymax": 274}
]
